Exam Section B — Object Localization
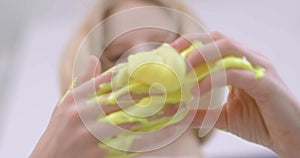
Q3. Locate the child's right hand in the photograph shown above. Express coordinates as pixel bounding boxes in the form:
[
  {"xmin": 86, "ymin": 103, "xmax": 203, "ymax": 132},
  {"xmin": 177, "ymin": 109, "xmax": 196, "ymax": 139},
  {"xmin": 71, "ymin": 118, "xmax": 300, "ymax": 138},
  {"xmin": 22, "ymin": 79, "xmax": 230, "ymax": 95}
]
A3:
[{"xmin": 172, "ymin": 31, "xmax": 300, "ymax": 158}]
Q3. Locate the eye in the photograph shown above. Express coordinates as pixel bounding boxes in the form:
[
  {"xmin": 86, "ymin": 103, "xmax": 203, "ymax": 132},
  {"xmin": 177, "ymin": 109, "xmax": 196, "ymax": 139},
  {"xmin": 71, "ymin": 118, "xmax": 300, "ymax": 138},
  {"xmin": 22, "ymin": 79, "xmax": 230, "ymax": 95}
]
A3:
[
  {"xmin": 110, "ymin": 50, "xmax": 130, "ymax": 62},
  {"xmin": 112, "ymin": 54, "xmax": 122, "ymax": 61}
]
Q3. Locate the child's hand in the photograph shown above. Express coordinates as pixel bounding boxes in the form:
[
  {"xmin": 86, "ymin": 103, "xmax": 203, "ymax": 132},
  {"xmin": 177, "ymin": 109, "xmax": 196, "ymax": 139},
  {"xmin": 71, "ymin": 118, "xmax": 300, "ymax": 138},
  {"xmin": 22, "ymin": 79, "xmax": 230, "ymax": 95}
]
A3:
[
  {"xmin": 172, "ymin": 31, "xmax": 300, "ymax": 158},
  {"xmin": 30, "ymin": 56, "xmax": 117, "ymax": 158}
]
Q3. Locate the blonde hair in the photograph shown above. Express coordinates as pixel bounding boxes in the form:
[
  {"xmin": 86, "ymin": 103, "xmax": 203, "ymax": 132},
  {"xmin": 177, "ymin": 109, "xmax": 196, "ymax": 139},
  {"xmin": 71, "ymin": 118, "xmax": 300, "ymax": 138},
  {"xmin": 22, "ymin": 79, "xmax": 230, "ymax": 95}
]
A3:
[{"xmin": 59, "ymin": 0, "xmax": 205, "ymax": 94}]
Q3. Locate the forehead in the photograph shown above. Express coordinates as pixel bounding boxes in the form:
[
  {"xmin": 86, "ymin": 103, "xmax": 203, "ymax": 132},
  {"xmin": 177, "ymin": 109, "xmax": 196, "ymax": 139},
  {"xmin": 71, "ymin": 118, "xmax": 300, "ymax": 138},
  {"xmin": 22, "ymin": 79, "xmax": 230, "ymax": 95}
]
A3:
[
  {"xmin": 103, "ymin": 4, "xmax": 179, "ymax": 46},
  {"xmin": 107, "ymin": 28, "xmax": 177, "ymax": 49}
]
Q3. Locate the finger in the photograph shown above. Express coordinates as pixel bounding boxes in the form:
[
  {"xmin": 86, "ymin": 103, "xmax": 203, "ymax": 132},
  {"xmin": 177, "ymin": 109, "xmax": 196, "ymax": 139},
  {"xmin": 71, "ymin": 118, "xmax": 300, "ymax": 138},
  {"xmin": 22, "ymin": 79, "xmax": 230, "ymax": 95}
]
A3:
[
  {"xmin": 74, "ymin": 99, "xmax": 103, "ymax": 120},
  {"xmin": 77, "ymin": 55, "xmax": 102, "ymax": 86},
  {"xmin": 170, "ymin": 32, "xmax": 224, "ymax": 52},
  {"xmin": 77, "ymin": 99, "xmax": 121, "ymax": 118},
  {"xmin": 57, "ymin": 56, "xmax": 101, "ymax": 107},
  {"xmin": 198, "ymin": 68, "xmax": 266, "ymax": 98},
  {"xmin": 85, "ymin": 121, "xmax": 133, "ymax": 141},
  {"xmin": 187, "ymin": 39, "xmax": 268, "ymax": 68},
  {"xmin": 73, "ymin": 71, "xmax": 112, "ymax": 100},
  {"xmin": 183, "ymin": 70, "xmax": 267, "ymax": 130},
  {"xmin": 189, "ymin": 88, "xmax": 262, "ymax": 131}
]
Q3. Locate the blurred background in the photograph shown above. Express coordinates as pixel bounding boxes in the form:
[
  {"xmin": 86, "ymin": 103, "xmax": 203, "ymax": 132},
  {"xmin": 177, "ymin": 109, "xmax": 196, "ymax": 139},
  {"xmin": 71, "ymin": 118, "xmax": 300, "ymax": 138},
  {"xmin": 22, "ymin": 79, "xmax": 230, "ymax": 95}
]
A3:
[{"xmin": 0, "ymin": 0, "xmax": 299, "ymax": 157}]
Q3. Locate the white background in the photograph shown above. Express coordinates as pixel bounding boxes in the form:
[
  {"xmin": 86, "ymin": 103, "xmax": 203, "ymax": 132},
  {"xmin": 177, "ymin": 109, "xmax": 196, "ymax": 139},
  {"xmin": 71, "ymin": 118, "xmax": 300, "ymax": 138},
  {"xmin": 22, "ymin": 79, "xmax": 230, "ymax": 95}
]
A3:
[{"xmin": 1, "ymin": 0, "xmax": 299, "ymax": 157}]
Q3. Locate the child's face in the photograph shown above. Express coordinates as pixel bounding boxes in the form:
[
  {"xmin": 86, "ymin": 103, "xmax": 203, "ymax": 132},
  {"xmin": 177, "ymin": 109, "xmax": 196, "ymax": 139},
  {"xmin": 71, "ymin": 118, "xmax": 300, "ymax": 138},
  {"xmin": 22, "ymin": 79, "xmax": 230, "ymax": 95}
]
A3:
[{"xmin": 100, "ymin": 0, "xmax": 179, "ymax": 71}]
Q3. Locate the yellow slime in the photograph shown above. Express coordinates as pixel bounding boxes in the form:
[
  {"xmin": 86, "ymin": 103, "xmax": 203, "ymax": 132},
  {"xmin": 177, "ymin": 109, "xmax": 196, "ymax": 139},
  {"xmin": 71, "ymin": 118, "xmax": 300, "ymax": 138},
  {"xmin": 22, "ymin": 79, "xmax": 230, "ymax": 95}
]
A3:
[{"xmin": 88, "ymin": 42, "xmax": 265, "ymax": 157}]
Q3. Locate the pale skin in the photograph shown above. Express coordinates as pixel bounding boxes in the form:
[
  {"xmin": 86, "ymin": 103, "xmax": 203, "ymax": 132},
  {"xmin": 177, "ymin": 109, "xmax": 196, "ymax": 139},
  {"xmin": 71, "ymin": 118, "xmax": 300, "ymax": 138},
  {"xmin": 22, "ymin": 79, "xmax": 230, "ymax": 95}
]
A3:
[
  {"xmin": 171, "ymin": 31, "xmax": 300, "ymax": 158},
  {"xmin": 30, "ymin": 0, "xmax": 203, "ymax": 157},
  {"xmin": 30, "ymin": 32, "xmax": 300, "ymax": 158},
  {"xmin": 29, "ymin": 56, "xmax": 202, "ymax": 158},
  {"xmin": 30, "ymin": 1, "xmax": 300, "ymax": 158}
]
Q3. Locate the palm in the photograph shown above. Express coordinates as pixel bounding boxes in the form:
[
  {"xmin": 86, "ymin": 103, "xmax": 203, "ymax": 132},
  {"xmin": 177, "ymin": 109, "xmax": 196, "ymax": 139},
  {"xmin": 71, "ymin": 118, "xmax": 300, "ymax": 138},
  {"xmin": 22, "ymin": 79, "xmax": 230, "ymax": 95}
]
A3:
[{"xmin": 222, "ymin": 88, "xmax": 273, "ymax": 148}]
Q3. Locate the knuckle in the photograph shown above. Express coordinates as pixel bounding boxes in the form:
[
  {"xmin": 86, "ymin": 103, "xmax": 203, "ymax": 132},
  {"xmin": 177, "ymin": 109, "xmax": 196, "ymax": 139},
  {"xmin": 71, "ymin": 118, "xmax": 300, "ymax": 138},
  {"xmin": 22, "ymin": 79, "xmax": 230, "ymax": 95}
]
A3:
[
  {"xmin": 218, "ymin": 38, "xmax": 238, "ymax": 50},
  {"xmin": 79, "ymin": 127, "xmax": 93, "ymax": 139},
  {"xmin": 210, "ymin": 31, "xmax": 225, "ymax": 40},
  {"xmin": 255, "ymin": 50, "xmax": 269, "ymax": 60},
  {"xmin": 63, "ymin": 90, "xmax": 76, "ymax": 104},
  {"xmin": 65, "ymin": 106, "xmax": 81, "ymax": 124}
]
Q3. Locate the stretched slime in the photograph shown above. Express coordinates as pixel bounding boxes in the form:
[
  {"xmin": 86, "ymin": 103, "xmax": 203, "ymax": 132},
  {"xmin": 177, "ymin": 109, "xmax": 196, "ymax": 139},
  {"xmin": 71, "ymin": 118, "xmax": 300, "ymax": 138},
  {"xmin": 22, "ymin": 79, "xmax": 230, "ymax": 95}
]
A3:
[{"xmin": 87, "ymin": 41, "xmax": 265, "ymax": 157}]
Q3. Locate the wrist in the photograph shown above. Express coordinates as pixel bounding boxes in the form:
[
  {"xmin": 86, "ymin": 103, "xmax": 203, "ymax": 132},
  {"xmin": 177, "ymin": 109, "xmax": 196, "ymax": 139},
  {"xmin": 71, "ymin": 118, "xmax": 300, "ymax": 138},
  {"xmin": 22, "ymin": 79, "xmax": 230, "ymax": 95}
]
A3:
[
  {"xmin": 273, "ymin": 99, "xmax": 300, "ymax": 158},
  {"xmin": 29, "ymin": 130, "xmax": 57, "ymax": 158},
  {"xmin": 274, "ymin": 146, "xmax": 300, "ymax": 158}
]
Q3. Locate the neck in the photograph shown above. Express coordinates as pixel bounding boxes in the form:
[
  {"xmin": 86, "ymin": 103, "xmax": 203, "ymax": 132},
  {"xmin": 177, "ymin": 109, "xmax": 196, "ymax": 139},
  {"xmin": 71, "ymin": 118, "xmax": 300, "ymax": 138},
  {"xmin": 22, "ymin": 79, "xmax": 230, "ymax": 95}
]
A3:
[{"xmin": 141, "ymin": 130, "xmax": 204, "ymax": 157}]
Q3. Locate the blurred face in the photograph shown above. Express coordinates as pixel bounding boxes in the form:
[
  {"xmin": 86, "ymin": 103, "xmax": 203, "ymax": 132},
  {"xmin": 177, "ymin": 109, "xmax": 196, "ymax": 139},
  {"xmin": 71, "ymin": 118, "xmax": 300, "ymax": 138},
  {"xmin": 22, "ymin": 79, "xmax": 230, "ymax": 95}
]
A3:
[{"xmin": 100, "ymin": 0, "xmax": 179, "ymax": 70}]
